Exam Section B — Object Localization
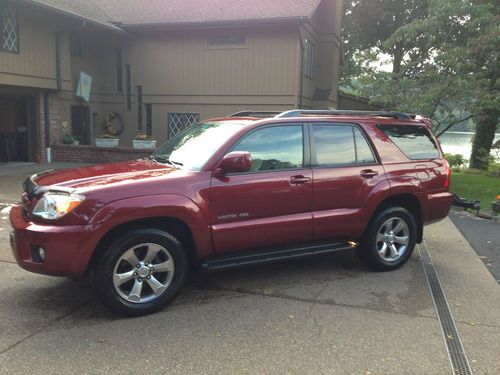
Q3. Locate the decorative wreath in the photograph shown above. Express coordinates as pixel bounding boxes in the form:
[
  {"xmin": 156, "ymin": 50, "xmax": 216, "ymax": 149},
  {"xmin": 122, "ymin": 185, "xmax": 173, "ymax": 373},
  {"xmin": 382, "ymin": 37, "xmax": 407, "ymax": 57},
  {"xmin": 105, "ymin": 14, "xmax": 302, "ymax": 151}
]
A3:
[{"xmin": 102, "ymin": 112, "xmax": 124, "ymax": 136}]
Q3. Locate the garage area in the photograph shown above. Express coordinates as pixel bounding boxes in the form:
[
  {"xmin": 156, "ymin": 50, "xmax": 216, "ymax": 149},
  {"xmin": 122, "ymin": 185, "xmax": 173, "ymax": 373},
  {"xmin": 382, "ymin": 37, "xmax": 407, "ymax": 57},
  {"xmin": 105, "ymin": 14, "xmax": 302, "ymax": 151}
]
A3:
[{"xmin": 0, "ymin": 93, "xmax": 37, "ymax": 162}]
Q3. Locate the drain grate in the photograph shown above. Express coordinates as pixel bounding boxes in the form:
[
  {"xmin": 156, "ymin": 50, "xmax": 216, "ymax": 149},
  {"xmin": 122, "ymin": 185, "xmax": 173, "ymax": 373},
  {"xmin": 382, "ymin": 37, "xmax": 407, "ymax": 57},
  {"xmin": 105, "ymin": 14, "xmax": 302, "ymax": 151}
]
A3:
[{"xmin": 418, "ymin": 241, "xmax": 473, "ymax": 375}]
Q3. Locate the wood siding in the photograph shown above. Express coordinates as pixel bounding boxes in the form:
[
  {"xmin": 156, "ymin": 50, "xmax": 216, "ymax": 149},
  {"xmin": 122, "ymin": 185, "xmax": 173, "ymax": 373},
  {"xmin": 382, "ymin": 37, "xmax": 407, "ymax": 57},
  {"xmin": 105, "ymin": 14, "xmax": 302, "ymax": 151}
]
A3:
[
  {"xmin": 1, "ymin": 0, "xmax": 343, "ymax": 150},
  {"xmin": 0, "ymin": 4, "xmax": 71, "ymax": 90}
]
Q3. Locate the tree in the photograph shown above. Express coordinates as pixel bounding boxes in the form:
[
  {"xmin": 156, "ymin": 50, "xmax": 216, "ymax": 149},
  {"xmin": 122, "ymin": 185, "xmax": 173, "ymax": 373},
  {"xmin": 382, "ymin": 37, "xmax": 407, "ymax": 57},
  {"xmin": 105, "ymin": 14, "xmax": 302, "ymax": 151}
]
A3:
[
  {"xmin": 342, "ymin": 0, "xmax": 428, "ymax": 78},
  {"xmin": 341, "ymin": 0, "xmax": 499, "ymax": 169}
]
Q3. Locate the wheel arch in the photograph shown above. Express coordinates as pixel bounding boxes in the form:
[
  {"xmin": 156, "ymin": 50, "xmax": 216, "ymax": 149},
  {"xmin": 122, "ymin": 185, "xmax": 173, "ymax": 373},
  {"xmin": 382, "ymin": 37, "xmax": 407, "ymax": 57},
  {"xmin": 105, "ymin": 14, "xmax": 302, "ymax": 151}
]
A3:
[
  {"xmin": 371, "ymin": 193, "xmax": 424, "ymax": 243},
  {"xmin": 87, "ymin": 217, "xmax": 198, "ymax": 276}
]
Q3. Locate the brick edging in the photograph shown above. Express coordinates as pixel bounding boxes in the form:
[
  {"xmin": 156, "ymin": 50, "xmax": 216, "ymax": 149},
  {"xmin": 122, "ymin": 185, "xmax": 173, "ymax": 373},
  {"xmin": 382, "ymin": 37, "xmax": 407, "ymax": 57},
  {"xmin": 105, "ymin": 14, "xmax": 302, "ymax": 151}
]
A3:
[{"xmin": 51, "ymin": 144, "xmax": 152, "ymax": 163}]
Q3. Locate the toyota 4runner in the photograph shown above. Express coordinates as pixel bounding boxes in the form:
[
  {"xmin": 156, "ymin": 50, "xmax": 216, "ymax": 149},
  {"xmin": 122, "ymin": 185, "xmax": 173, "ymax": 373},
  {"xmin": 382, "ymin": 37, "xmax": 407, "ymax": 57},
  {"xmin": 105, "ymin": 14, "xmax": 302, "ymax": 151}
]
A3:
[{"xmin": 10, "ymin": 110, "xmax": 453, "ymax": 316}]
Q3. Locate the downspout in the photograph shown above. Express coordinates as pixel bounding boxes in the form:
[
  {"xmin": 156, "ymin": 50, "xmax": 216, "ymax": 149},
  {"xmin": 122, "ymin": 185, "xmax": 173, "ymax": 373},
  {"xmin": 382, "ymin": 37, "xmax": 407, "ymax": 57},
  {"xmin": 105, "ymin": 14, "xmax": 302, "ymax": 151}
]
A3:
[
  {"xmin": 43, "ymin": 92, "xmax": 51, "ymax": 163},
  {"xmin": 55, "ymin": 32, "xmax": 62, "ymax": 90},
  {"xmin": 297, "ymin": 23, "xmax": 305, "ymax": 109}
]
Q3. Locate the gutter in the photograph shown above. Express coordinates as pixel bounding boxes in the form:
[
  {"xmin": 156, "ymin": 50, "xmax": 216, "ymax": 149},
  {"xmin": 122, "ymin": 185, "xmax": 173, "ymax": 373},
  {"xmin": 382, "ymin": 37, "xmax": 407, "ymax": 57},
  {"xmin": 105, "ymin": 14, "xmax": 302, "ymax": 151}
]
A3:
[{"xmin": 118, "ymin": 17, "xmax": 305, "ymax": 32}]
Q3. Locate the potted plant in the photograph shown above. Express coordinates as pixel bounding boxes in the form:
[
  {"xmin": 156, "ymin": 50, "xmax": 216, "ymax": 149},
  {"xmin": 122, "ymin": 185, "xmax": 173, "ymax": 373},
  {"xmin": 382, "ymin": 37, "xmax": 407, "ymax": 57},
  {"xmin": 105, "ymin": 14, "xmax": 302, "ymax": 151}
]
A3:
[
  {"xmin": 133, "ymin": 132, "xmax": 157, "ymax": 149},
  {"xmin": 492, "ymin": 195, "xmax": 500, "ymax": 215},
  {"xmin": 96, "ymin": 133, "xmax": 119, "ymax": 148},
  {"xmin": 96, "ymin": 113, "xmax": 120, "ymax": 147},
  {"xmin": 63, "ymin": 134, "xmax": 75, "ymax": 145}
]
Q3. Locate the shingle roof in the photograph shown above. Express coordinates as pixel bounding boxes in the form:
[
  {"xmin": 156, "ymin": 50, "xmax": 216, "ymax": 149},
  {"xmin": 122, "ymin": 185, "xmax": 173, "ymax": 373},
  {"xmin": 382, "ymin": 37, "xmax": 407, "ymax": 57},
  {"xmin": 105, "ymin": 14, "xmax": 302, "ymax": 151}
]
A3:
[
  {"xmin": 26, "ymin": 0, "xmax": 122, "ymax": 31},
  {"xmin": 26, "ymin": 0, "xmax": 323, "ymax": 30}
]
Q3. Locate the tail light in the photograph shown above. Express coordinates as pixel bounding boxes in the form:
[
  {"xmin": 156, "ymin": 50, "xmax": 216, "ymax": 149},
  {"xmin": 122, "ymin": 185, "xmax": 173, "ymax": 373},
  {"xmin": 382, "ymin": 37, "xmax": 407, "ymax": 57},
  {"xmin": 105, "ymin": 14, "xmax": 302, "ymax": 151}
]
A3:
[{"xmin": 444, "ymin": 159, "xmax": 451, "ymax": 189}]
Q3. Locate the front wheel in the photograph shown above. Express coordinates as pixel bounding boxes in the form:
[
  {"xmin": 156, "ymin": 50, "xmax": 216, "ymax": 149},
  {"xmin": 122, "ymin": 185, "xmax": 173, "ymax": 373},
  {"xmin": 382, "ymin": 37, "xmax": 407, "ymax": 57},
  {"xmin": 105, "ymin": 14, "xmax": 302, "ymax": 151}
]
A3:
[
  {"xmin": 357, "ymin": 207, "xmax": 417, "ymax": 271},
  {"xmin": 94, "ymin": 229, "xmax": 188, "ymax": 316}
]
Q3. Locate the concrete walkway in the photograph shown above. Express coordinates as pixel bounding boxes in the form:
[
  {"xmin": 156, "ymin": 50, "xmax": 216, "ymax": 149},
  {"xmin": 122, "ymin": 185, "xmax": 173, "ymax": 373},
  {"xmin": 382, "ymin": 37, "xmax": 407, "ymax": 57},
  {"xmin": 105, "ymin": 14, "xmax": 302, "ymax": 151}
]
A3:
[{"xmin": 0, "ymin": 163, "xmax": 498, "ymax": 374}]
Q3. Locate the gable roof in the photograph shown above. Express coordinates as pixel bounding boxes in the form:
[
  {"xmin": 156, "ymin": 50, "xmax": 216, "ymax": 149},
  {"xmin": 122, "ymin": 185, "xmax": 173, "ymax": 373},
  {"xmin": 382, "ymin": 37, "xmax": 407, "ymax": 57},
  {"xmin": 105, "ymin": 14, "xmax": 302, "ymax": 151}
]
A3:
[
  {"xmin": 25, "ymin": 0, "xmax": 323, "ymax": 30},
  {"xmin": 25, "ymin": 0, "xmax": 122, "ymax": 31}
]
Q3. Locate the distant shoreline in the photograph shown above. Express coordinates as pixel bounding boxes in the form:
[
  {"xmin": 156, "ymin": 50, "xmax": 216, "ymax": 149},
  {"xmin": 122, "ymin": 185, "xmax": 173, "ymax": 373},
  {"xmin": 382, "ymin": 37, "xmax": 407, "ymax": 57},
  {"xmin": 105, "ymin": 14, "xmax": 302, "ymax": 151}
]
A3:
[{"xmin": 444, "ymin": 131, "xmax": 500, "ymax": 136}]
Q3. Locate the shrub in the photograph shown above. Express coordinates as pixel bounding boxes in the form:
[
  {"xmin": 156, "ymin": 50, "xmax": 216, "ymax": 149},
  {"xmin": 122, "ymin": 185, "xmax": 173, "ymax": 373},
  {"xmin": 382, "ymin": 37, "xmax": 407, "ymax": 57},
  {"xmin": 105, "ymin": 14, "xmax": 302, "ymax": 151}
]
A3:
[
  {"xmin": 62, "ymin": 135, "xmax": 75, "ymax": 144},
  {"xmin": 444, "ymin": 153, "xmax": 467, "ymax": 168}
]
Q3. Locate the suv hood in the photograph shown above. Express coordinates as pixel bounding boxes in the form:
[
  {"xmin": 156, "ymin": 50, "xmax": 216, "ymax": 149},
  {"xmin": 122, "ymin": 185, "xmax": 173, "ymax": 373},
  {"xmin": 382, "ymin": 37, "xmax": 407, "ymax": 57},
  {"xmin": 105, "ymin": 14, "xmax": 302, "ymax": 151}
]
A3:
[{"xmin": 33, "ymin": 159, "xmax": 175, "ymax": 190}]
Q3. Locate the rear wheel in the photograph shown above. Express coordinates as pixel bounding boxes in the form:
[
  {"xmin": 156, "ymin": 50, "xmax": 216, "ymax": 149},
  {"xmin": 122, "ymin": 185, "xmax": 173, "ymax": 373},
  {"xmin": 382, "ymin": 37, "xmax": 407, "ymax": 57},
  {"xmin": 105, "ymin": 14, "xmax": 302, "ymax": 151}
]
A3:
[
  {"xmin": 94, "ymin": 229, "xmax": 188, "ymax": 316},
  {"xmin": 357, "ymin": 207, "xmax": 417, "ymax": 271}
]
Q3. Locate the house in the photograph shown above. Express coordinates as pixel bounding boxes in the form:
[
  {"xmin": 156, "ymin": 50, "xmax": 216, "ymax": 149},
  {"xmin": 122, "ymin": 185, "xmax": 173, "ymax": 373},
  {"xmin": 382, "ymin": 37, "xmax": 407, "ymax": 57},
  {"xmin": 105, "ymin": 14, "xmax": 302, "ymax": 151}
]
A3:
[{"xmin": 0, "ymin": 0, "xmax": 343, "ymax": 163}]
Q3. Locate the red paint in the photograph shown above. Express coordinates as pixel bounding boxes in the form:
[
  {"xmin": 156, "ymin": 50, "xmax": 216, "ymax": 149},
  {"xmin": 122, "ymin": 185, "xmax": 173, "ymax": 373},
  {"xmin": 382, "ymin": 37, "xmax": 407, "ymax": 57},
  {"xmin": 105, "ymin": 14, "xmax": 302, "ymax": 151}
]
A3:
[{"xmin": 10, "ymin": 115, "xmax": 453, "ymax": 278}]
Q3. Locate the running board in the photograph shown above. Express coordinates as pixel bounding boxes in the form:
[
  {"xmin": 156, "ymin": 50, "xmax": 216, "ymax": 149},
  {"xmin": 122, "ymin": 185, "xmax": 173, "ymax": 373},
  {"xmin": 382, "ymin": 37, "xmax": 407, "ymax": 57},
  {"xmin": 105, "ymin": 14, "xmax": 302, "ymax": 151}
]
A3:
[{"xmin": 200, "ymin": 241, "xmax": 356, "ymax": 271}]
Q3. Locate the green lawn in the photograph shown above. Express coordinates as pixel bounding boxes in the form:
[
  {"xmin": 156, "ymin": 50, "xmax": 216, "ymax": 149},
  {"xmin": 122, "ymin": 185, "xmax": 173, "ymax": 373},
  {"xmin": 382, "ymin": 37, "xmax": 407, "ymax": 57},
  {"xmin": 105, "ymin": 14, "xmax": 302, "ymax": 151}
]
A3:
[{"xmin": 450, "ymin": 172, "xmax": 500, "ymax": 212}]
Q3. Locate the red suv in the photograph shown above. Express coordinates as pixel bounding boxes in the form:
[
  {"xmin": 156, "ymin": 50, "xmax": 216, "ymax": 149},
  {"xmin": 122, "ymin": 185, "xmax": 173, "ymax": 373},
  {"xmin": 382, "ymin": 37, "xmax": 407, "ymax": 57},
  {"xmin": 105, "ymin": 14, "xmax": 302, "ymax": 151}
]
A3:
[{"xmin": 10, "ymin": 110, "xmax": 452, "ymax": 316}]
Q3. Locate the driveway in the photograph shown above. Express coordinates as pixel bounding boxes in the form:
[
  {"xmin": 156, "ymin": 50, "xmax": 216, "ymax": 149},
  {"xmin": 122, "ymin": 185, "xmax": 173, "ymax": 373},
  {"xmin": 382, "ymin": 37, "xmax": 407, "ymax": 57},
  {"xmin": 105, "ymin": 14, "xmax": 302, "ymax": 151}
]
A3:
[
  {"xmin": 449, "ymin": 210, "xmax": 500, "ymax": 282},
  {"xmin": 0, "ymin": 163, "xmax": 499, "ymax": 374}
]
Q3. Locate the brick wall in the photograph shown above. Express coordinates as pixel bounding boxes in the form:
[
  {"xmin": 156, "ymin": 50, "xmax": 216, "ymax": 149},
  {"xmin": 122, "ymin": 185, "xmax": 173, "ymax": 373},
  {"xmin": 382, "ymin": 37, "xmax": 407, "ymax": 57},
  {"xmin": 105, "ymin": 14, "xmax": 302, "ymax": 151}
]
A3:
[
  {"xmin": 37, "ymin": 92, "xmax": 62, "ymax": 163},
  {"xmin": 51, "ymin": 144, "xmax": 151, "ymax": 164}
]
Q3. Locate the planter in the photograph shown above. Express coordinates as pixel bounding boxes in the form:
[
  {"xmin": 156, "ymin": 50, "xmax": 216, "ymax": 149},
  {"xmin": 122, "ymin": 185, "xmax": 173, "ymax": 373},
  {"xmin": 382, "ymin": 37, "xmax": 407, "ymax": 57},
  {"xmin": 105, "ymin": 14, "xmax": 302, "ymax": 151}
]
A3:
[
  {"xmin": 95, "ymin": 138, "xmax": 119, "ymax": 148},
  {"xmin": 133, "ymin": 139, "xmax": 157, "ymax": 150},
  {"xmin": 491, "ymin": 201, "xmax": 500, "ymax": 214},
  {"xmin": 73, "ymin": 140, "xmax": 80, "ymax": 146}
]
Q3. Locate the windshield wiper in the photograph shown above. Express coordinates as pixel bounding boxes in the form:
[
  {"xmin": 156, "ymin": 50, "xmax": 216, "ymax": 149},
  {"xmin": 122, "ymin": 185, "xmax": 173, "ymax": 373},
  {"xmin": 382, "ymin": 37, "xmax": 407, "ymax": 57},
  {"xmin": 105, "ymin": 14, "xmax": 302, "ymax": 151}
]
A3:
[
  {"xmin": 168, "ymin": 159, "xmax": 184, "ymax": 167},
  {"xmin": 148, "ymin": 155, "xmax": 178, "ymax": 168}
]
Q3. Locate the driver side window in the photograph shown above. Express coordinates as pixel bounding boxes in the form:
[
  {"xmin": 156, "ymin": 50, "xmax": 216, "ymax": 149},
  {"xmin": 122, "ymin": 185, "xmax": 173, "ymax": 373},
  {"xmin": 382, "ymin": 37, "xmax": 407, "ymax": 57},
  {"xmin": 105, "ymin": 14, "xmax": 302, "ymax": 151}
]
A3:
[{"xmin": 232, "ymin": 125, "xmax": 303, "ymax": 172}]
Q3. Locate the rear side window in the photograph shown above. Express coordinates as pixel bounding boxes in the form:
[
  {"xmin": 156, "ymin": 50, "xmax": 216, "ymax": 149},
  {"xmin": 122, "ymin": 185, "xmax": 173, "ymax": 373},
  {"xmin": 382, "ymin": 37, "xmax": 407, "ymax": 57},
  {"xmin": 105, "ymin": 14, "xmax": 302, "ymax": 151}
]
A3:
[
  {"xmin": 378, "ymin": 125, "xmax": 439, "ymax": 160},
  {"xmin": 312, "ymin": 124, "xmax": 376, "ymax": 167}
]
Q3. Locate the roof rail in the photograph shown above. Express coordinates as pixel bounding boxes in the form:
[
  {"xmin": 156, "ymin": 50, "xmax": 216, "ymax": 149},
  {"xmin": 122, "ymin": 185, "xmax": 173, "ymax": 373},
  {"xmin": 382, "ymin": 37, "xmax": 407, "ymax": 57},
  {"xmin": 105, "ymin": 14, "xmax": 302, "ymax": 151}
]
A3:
[
  {"xmin": 228, "ymin": 110, "xmax": 282, "ymax": 118},
  {"xmin": 275, "ymin": 109, "xmax": 413, "ymax": 120}
]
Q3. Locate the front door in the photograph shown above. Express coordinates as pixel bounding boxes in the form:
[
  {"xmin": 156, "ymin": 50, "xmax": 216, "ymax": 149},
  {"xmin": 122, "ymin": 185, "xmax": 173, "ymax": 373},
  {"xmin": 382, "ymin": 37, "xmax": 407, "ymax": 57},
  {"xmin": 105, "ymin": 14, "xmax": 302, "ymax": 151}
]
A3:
[
  {"xmin": 210, "ymin": 124, "xmax": 312, "ymax": 253},
  {"xmin": 71, "ymin": 106, "xmax": 90, "ymax": 145},
  {"xmin": 310, "ymin": 123, "xmax": 387, "ymax": 240}
]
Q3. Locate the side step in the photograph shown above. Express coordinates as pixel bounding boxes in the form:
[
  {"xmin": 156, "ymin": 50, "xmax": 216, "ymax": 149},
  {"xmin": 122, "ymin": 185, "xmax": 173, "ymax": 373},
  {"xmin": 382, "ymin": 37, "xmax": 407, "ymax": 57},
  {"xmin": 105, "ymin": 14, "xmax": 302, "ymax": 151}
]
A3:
[{"xmin": 200, "ymin": 241, "xmax": 357, "ymax": 271}]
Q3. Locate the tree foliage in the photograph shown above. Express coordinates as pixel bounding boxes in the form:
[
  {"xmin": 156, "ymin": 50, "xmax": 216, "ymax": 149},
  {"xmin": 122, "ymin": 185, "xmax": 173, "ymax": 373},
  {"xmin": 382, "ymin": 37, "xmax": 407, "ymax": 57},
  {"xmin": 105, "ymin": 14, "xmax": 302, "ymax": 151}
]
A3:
[{"xmin": 341, "ymin": 0, "xmax": 499, "ymax": 169}]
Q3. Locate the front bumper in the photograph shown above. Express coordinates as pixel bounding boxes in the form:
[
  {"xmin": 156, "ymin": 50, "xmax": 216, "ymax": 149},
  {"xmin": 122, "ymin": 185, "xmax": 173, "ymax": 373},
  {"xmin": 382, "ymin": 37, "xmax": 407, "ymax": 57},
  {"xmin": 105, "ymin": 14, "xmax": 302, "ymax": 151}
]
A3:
[{"xmin": 9, "ymin": 205, "xmax": 97, "ymax": 278}]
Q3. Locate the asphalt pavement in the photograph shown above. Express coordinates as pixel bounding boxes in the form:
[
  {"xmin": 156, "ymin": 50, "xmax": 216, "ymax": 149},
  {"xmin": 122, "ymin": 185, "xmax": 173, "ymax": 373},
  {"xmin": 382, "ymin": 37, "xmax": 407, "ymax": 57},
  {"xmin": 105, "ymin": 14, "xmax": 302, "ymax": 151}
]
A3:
[
  {"xmin": 449, "ymin": 210, "xmax": 500, "ymax": 282},
  {"xmin": 0, "ymin": 163, "xmax": 499, "ymax": 374}
]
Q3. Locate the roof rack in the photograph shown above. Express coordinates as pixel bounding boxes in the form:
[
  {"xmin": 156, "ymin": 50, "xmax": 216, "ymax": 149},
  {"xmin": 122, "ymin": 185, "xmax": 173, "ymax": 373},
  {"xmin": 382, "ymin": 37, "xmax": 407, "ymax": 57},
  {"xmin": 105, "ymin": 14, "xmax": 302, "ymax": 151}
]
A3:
[
  {"xmin": 228, "ymin": 110, "xmax": 282, "ymax": 118},
  {"xmin": 275, "ymin": 109, "xmax": 414, "ymax": 120}
]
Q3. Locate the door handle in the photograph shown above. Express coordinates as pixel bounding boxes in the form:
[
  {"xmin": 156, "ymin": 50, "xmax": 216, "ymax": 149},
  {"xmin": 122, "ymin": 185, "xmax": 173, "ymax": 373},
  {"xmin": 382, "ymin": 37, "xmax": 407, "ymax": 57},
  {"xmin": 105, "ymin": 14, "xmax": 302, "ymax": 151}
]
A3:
[
  {"xmin": 289, "ymin": 175, "xmax": 311, "ymax": 185},
  {"xmin": 360, "ymin": 169, "xmax": 378, "ymax": 179}
]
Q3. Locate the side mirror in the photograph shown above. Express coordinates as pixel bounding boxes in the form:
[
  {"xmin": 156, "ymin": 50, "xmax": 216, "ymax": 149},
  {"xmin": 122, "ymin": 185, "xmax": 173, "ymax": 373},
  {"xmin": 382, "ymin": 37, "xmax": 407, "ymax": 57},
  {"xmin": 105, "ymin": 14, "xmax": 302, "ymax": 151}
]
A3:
[{"xmin": 217, "ymin": 151, "xmax": 252, "ymax": 175}]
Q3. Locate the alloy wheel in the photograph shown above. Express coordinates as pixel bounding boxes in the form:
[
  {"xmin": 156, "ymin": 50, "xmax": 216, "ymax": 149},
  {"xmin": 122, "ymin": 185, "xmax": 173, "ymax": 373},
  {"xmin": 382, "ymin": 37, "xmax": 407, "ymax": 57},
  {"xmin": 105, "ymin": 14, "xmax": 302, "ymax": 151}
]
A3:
[
  {"xmin": 375, "ymin": 217, "xmax": 410, "ymax": 262},
  {"xmin": 112, "ymin": 243, "xmax": 175, "ymax": 303}
]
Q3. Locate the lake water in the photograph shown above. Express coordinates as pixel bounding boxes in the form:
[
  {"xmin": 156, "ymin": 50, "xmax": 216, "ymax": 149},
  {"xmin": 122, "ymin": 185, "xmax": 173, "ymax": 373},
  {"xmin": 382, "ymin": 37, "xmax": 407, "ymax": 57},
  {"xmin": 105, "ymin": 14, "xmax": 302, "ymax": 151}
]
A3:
[{"xmin": 438, "ymin": 132, "xmax": 500, "ymax": 162}]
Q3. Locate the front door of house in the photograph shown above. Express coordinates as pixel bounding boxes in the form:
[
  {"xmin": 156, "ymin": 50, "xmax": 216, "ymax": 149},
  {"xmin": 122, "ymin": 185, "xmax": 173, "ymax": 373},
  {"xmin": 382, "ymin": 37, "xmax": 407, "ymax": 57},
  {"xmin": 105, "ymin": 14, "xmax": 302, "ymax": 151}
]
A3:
[{"xmin": 71, "ymin": 106, "xmax": 91, "ymax": 145}]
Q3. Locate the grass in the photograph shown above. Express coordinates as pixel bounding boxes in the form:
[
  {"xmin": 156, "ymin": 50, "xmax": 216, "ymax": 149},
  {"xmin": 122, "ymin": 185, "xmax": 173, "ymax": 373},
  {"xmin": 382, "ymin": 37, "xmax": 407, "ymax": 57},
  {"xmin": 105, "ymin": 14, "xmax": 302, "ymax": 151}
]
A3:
[{"xmin": 450, "ymin": 171, "xmax": 500, "ymax": 213}]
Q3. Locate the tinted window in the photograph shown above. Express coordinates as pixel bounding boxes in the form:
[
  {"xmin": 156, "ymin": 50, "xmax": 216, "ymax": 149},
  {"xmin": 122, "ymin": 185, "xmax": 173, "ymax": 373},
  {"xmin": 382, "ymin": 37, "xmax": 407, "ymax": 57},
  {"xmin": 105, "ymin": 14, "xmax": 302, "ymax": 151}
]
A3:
[
  {"xmin": 233, "ymin": 126, "xmax": 303, "ymax": 172},
  {"xmin": 354, "ymin": 127, "xmax": 376, "ymax": 163},
  {"xmin": 313, "ymin": 125, "xmax": 356, "ymax": 166},
  {"xmin": 378, "ymin": 125, "xmax": 439, "ymax": 160}
]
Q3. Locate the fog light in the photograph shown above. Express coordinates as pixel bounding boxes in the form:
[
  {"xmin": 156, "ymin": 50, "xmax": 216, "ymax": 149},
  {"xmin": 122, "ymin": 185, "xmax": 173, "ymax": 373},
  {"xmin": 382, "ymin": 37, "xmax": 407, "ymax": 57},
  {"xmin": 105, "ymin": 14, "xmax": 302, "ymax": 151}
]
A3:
[{"xmin": 31, "ymin": 246, "xmax": 46, "ymax": 263}]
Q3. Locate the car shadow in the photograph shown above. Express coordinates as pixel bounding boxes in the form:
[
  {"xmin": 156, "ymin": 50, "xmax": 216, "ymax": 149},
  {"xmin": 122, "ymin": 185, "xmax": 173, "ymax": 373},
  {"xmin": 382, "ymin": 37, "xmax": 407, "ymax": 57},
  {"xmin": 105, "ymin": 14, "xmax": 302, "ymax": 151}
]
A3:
[{"xmin": 6, "ymin": 249, "xmax": 429, "ymax": 327}]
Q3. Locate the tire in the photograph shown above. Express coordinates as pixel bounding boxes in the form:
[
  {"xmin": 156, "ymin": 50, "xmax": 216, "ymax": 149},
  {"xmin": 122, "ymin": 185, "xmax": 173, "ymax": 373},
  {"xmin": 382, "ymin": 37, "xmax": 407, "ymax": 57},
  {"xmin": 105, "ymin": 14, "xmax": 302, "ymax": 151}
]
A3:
[
  {"xmin": 94, "ymin": 228, "xmax": 188, "ymax": 316},
  {"xmin": 357, "ymin": 207, "xmax": 417, "ymax": 272}
]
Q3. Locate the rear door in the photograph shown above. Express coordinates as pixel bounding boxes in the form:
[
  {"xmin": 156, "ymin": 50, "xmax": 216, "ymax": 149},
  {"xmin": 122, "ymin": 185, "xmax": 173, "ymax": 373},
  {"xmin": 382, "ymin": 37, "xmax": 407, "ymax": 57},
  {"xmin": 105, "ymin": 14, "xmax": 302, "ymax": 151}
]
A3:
[
  {"xmin": 210, "ymin": 124, "xmax": 313, "ymax": 253},
  {"xmin": 310, "ymin": 123, "xmax": 387, "ymax": 240}
]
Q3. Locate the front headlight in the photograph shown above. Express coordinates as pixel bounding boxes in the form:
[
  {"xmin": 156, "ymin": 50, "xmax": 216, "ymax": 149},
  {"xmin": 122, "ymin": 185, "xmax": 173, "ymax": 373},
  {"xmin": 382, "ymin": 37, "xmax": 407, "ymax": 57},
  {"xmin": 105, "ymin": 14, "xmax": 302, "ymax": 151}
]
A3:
[{"xmin": 32, "ymin": 193, "xmax": 85, "ymax": 220}]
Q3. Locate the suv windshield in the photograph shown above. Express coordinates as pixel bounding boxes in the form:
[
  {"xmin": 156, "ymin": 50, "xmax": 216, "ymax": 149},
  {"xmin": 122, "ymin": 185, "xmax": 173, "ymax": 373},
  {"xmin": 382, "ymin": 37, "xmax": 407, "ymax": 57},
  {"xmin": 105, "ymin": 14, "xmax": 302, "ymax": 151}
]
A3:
[{"xmin": 153, "ymin": 121, "xmax": 248, "ymax": 170}]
